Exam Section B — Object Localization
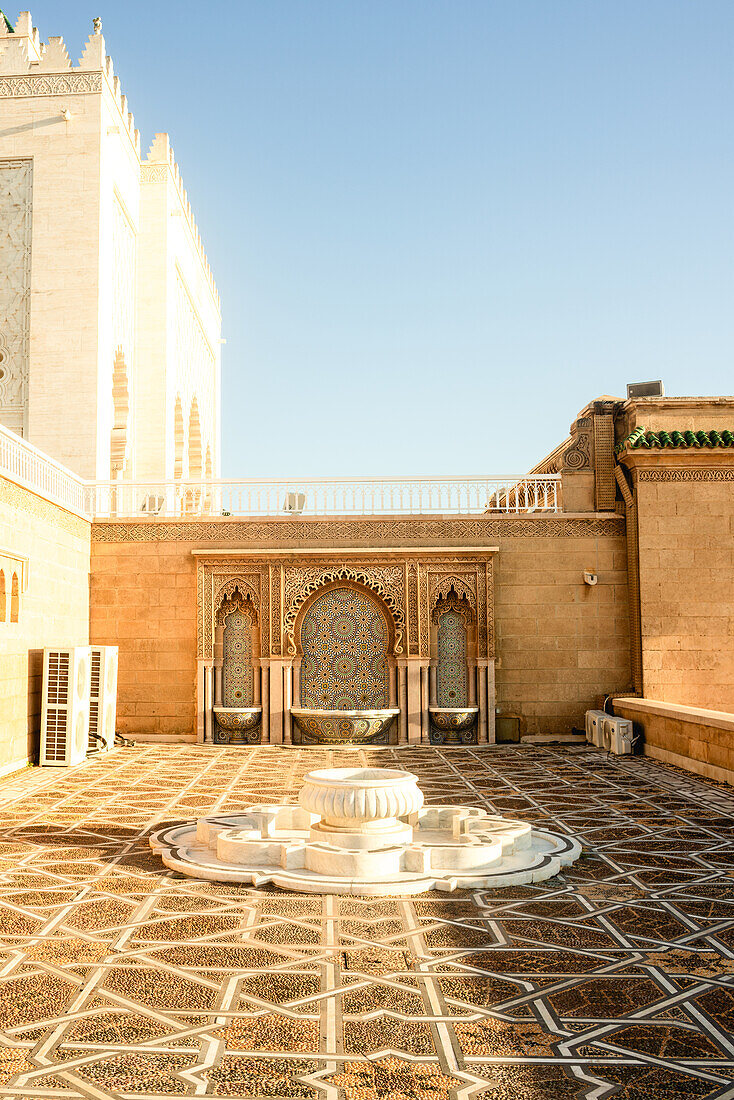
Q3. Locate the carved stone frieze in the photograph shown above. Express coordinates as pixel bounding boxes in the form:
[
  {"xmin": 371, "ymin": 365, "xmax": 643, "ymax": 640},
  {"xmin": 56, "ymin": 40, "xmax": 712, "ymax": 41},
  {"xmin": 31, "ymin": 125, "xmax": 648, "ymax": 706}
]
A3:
[
  {"xmin": 0, "ymin": 73, "xmax": 103, "ymax": 97},
  {"xmin": 92, "ymin": 515, "xmax": 625, "ymax": 543},
  {"xmin": 141, "ymin": 165, "xmax": 168, "ymax": 183},
  {"xmin": 637, "ymin": 469, "xmax": 734, "ymax": 482}
]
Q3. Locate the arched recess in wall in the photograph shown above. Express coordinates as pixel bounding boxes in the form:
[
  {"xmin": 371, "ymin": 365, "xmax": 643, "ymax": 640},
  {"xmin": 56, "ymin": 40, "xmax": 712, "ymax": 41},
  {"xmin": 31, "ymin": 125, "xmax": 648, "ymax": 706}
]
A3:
[
  {"xmin": 110, "ymin": 346, "xmax": 129, "ymax": 478},
  {"xmin": 188, "ymin": 398, "xmax": 202, "ymax": 480},
  {"xmin": 0, "ymin": 570, "xmax": 5, "ymax": 623},
  {"xmin": 431, "ymin": 588, "xmax": 475, "ymax": 708},
  {"xmin": 10, "ymin": 573, "xmax": 19, "ymax": 623},
  {"xmin": 297, "ymin": 583, "xmax": 391, "ymax": 710},
  {"xmin": 214, "ymin": 587, "xmax": 260, "ymax": 710},
  {"xmin": 174, "ymin": 396, "xmax": 184, "ymax": 480}
]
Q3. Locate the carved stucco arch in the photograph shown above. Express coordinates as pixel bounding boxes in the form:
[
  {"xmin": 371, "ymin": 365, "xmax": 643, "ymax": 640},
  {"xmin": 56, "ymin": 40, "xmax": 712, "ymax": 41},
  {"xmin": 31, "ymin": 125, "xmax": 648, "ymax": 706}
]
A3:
[
  {"xmin": 430, "ymin": 575, "xmax": 476, "ymax": 620},
  {"xmin": 214, "ymin": 578, "xmax": 260, "ymax": 625},
  {"xmin": 284, "ymin": 568, "xmax": 404, "ymax": 656}
]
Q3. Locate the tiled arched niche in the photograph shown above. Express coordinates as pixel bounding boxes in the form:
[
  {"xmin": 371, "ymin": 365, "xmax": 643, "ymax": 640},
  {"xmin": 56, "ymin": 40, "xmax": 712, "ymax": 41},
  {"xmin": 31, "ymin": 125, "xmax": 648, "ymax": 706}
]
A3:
[
  {"xmin": 297, "ymin": 584, "xmax": 392, "ymax": 710},
  {"xmin": 195, "ymin": 547, "xmax": 496, "ymax": 746}
]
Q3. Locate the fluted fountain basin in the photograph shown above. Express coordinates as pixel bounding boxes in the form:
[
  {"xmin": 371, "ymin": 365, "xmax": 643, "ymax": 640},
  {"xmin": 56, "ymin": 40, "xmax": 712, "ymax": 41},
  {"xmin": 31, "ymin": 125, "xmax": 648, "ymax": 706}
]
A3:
[
  {"xmin": 151, "ymin": 766, "xmax": 582, "ymax": 894},
  {"xmin": 291, "ymin": 708, "xmax": 399, "ymax": 745}
]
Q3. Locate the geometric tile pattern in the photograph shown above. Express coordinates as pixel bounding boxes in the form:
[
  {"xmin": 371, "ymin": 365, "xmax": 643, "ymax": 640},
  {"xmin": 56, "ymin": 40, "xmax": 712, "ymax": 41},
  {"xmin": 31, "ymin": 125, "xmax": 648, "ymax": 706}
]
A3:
[
  {"xmin": 0, "ymin": 744, "xmax": 732, "ymax": 1098},
  {"xmin": 222, "ymin": 607, "xmax": 254, "ymax": 708},
  {"xmin": 300, "ymin": 585, "xmax": 389, "ymax": 709},
  {"xmin": 436, "ymin": 608, "xmax": 469, "ymax": 706}
]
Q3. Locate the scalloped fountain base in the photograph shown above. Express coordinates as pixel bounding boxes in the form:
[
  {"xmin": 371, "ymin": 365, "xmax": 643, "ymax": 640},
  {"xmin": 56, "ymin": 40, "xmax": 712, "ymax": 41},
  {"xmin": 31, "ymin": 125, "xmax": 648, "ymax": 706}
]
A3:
[{"xmin": 150, "ymin": 767, "xmax": 581, "ymax": 895}]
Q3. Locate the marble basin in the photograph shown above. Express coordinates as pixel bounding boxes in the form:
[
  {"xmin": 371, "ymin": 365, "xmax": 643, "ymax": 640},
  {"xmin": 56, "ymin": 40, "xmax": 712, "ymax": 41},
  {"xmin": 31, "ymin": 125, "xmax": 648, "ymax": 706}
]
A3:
[
  {"xmin": 299, "ymin": 767, "xmax": 423, "ymax": 845},
  {"xmin": 213, "ymin": 706, "xmax": 262, "ymax": 745},
  {"xmin": 291, "ymin": 708, "xmax": 399, "ymax": 745}
]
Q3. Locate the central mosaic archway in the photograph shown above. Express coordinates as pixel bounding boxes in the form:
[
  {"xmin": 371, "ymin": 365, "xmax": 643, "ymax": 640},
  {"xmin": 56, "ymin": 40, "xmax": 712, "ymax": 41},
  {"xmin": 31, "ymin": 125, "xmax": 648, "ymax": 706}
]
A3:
[{"xmin": 299, "ymin": 585, "xmax": 390, "ymax": 709}]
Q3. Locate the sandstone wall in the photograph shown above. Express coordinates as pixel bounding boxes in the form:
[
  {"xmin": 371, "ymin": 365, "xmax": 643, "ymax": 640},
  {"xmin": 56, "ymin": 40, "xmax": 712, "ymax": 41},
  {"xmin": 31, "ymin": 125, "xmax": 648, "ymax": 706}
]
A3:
[
  {"xmin": 631, "ymin": 458, "xmax": 734, "ymax": 711},
  {"xmin": 90, "ymin": 514, "xmax": 631, "ymax": 741},
  {"xmin": 0, "ymin": 477, "xmax": 91, "ymax": 772}
]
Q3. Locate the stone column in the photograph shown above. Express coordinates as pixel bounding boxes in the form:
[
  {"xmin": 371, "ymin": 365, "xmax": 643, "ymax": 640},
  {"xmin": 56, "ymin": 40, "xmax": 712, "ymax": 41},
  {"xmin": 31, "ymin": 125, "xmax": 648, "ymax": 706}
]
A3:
[
  {"xmin": 486, "ymin": 658, "xmax": 496, "ymax": 744},
  {"xmin": 397, "ymin": 660, "xmax": 408, "ymax": 744},
  {"xmin": 429, "ymin": 661, "xmax": 437, "ymax": 705},
  {"xmin": 388, "ymin": 659, "xmax": 397, "ymax": 708},
  {"xmin": 269, "ymin": 658, "xmax": 285, "ymax": 745},
  {"xmin": 253, "ymin": 661, "xmax": 261, "ymax": 706},
  {"xmin": 407, "ymin": 660, "xmax": 422, "ymax": 744},
  {"xmin": 204, "ymin": 662, "xmax": 214, "ymax": 744},
  {"xmin": 292, "ymin": 657, "xmax": 302, "ymax": 709},
  {"xmin": 477, "ymin": 659, "xmax": 488, "ymax": 744},
  {"xmin": 214, "ymin": 660, "xmax": 223, "ymax": 706},
  {"xmin": 283, "ymin": 661, "xmax": 293, "ymax": 746},
  {"xmin": 420, "ymin": 662, "xmax": 430, "ymax": 743},
  {"xmin": 468, "ymin": 661, "xmax": 477, "ymax": 705},
  {"xmin": 260, "ymin": 660, "xmax": 270, "ymax": 743},
  {"xmin": 196, "ymin": 659, "xmax": 206, "ymax": 743}
]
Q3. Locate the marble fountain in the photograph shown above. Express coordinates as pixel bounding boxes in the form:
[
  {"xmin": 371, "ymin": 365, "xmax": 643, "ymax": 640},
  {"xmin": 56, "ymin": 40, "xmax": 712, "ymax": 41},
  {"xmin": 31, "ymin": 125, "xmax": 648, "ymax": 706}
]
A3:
[{"xmin": 150, "ymin": 766, "xmax": 581, "ymax": 894}]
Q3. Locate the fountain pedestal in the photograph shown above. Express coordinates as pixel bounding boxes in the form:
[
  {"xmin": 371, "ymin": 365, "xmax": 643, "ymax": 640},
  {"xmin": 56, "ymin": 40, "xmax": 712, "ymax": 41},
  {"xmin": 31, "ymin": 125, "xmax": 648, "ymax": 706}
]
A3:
[{"xmin": 151, "ymin": 766, "xmax": 581, "ymax": 894}]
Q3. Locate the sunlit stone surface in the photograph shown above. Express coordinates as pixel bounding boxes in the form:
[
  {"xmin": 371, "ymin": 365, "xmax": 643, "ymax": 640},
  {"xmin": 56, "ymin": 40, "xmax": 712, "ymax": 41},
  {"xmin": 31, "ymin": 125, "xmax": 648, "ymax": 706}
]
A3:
[{"xmin": 150, "ymin": 766, "xmax": 581, "ymax": 893}]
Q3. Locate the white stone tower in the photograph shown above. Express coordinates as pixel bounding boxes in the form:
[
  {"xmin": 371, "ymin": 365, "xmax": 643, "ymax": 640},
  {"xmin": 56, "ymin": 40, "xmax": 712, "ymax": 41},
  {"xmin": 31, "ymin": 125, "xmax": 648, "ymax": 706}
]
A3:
[{"xmin": 0, "ymin": 12, "xmax": 221, "ymax": 481}]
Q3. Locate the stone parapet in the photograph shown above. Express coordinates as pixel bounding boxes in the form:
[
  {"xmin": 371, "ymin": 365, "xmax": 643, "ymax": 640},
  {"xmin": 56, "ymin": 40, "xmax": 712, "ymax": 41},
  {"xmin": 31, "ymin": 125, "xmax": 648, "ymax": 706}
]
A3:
[{"xmin": 614, "ymin": 696, "xmax": 734, "ymax": 786}]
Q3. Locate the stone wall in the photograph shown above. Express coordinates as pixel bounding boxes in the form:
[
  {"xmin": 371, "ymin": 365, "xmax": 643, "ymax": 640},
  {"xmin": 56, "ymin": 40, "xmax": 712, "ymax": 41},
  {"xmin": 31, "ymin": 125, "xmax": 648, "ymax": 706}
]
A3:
[
  {"xmin": 90, "ymin": 513, "xmax": 631, "ymax": 741},
  {"xmin": 0, "ymin": 477, "xmax": 91, "ymax": 772},
  {"xmin": 622, "ymin": 452, "xmax": 734, "ymax": 712}
]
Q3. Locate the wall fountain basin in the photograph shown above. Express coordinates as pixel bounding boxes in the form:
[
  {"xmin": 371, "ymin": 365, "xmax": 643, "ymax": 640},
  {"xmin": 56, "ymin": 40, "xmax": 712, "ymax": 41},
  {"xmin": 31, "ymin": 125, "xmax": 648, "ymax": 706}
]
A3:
[
  {"xmin": 213, "ymin": 706, "xmax": 262, "ymax": 745},
  {"xmin": 429, "ymin": 706, "xmax": 479, "ymax": 745},
  {"xmin": 150, "ymin": 765, "xmax": 582, "ymax": 894},
  {"xmin": 290, "ymin": 708, "xmax": 399, "ymax": 745}
]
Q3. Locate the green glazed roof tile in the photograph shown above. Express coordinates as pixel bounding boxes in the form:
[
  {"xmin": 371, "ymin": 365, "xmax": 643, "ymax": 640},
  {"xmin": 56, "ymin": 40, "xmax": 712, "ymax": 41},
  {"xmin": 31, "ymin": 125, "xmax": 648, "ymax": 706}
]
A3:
[{"xmin": 616, "ymin": 426, "xmax": 734, "ymax": 454}]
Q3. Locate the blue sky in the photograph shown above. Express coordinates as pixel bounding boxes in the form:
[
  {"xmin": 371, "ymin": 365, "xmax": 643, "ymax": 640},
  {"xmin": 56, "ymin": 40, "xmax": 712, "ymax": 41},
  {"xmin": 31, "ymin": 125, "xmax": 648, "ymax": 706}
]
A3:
[{"xmin": 26, "ymin": 1, "xmax": 734, "ymax": 476}]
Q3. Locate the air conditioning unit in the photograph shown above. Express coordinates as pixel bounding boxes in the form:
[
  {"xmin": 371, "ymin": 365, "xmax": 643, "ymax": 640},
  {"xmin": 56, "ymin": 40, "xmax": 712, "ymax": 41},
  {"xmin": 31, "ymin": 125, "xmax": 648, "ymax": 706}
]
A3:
[
  {"xmin": 88, "ymin": 646, "xmax": 118, "ymax": 753},
  {"xmin": 40, "ymin": 648, "xmax": 92, "ymax": 766},
  {"xmin": 140, "ymin": 493, "xmax": 164, "ymax": 514},
  {"xmin": 283, "ymin": 491, "xmax": 306, "ymax": 514},
  {"xmin": 602, "ymin": 715, "xmax": 636, "ymax": 755},
  {"xmin": 585, "ymin": 709, "xmax": 607, "ymax": 747}
]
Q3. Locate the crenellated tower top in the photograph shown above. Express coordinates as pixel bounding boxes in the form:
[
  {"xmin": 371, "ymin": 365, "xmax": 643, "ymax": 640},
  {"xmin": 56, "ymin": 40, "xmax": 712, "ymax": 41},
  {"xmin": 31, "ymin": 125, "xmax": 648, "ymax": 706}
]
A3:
[{"xmin": 0, "ymin": 11, "xmax": 219, "ymax": 307}]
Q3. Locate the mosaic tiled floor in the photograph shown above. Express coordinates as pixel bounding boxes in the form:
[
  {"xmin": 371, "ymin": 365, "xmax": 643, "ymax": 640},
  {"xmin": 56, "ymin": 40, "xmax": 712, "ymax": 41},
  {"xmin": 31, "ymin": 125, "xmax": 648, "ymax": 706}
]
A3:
[{"xmin": 0, "ymin": 744, "xmax": 731, "ymax": 1099}]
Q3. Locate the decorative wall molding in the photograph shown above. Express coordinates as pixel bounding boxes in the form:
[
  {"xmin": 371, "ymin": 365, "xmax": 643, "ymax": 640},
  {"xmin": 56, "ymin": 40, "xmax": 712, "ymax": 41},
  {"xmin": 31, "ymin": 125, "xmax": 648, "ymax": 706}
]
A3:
[
  {"xmin": 195, "ymin": 549, "xmax": 496, "ymax": 661},
  {"xmin": 637, "ymin": 469, "xmax": 734, "ymax": 482},
  {"xmin": 0, "ymin": 478, "xmax": 90, "ymax": 539},
  {"xmin": 140, "ymin": 165, "xmax": 168, "ymax": 184},
  {"xmin": 93, "ymin": 515, "xmax": 625, "ymax": 543},
  {"xmin": 0, "ymin": 73, "xmax": 103, "ymax": 97}
]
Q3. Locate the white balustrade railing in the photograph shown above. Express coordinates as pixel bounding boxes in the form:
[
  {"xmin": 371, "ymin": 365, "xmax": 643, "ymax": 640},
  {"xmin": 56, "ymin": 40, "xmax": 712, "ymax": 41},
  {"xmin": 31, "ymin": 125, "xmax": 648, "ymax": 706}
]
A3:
[
  {"xmin": 0, "ymin": 423, "xmax": 87, "ymax": 517},
  {"xmin": 0, "ymin": 425, "xmax": 561, "ymax": 518},
  {"xmin": 84, "ymin": 475, "xmax": 561, "ymax": 518}
]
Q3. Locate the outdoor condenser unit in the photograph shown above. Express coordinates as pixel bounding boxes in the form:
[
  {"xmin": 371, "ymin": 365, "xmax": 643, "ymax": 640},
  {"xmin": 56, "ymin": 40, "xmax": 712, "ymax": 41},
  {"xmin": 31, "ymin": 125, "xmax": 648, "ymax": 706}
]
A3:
[
  {"xmin": 585, "ymin": 710, "xmax": 607, "ymax": 748},
  {"xmin": 40, "ymin": 647, "xmax": 92, "ymax": 766},
  {"xmin": 88, "ymin": 646, "xmax": 118, "ymax": 753},
  {"xmin": 602, "ymin": 715, "xmax": 636, "ymax": 755}
]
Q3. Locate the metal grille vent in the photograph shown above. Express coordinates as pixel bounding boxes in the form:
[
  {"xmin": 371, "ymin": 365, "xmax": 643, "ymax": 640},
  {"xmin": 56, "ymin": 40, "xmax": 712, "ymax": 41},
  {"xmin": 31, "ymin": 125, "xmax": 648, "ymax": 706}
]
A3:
[{"xmin": 88, "ymin": 650, "xmax": 101, "ymax": 750}]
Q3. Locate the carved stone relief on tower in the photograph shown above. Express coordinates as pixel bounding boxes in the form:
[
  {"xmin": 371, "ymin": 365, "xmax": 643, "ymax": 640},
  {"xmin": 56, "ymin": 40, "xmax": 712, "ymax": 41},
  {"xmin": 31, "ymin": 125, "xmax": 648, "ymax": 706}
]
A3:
[{"xmin": 0, "ymin": 160, "xmax": 32, "ymax": 434}]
